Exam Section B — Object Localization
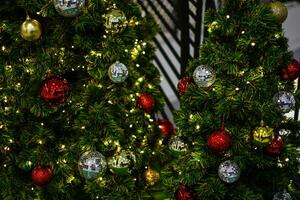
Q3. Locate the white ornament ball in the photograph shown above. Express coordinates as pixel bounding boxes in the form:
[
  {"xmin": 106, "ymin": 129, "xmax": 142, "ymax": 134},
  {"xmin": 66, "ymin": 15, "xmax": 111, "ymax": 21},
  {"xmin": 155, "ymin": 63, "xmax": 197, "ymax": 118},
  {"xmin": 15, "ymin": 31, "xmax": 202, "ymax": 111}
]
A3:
[
  {"xmin": 193, "ymin": 65, "xmax": 216, "ymax": 87},
  {"xmin": 78, "ymin": 151, "xmax": 107, "ymax": 179},
  {"xmin": 53, "ymin": 0, "xmax": 85, "ymax": 17},
  {"xmin": 218, "ymin": 160, "xmax": 240, "ymax": 183},
  {"xmin": 108, "ymin": 61, "xmax": 128, "ymax": 83},
  {"xmin": 273, "ymin": 91, "xmax": 295, "ymax": 113}
]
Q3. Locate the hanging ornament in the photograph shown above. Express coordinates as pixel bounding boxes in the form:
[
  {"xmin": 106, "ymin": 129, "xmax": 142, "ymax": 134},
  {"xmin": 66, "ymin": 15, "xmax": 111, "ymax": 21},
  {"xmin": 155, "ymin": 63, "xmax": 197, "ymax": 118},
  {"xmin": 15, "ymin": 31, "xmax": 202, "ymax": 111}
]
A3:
[
  {"xmin": 31, "ymin": 166, "xmax": 53, "ymax": 186},
  {"xmin": 253, "ymin": 122, "xmax": 274, "ymax": 146},
  {"xmin": 158, "ymin": 119, "xmax": 175, "ymax": 139},
  {"xmin": 20, "ymin": 16, "xmax": 42, "ymax": 41},
  {"xmin": 177, "ymin": 77, "xmax": 193, "ymax": 95},
  {"xmin": 175, "ymin": 184, "xmax": 195, "ymax": 200},
  {"xmin": 266, "ymin": 136, "xmax": 284, "ymax": 156},
  {"xmin": 218, "ymin": 160, "xmax": 241, "ymax": 183},
  {"xmin": 273, "ymin": 190, "xmax": 292, "ymax": 200},
  {"xmin": 108, "ymin": 150, "xmax": 136, "ymax": 175},
  {"xmin": 103, "ymin": 7, "xmax": 127, "ymax": 34},
  {"xmin": 144, "ymin": 168, "xmax": 160, "ymax": 186},
  {"xmin": 78, "ymin": 151, "xmax": 107, "ymax": 179},
  {"xmin": 270, "ymin": 1, "xmax": 288, "ymax": 23},
  {"xmin": 207, "ymin": 123, "xmax": 232, "ymax": 154},
  {"xmin": 53, "ymin": 0, "xmax": 85, "ymax": 17},
  {"xmin": 169, "ymin": 136, "xmax": 188, "ymax": 153},
  {"xmin": 40, "ymin": 76, "xmax": 70, "ymax": 106},
  {"xmin": 193, "ymin": 65, "xmax": 216, "ymax": 87},
  {"xmin": 137, "ymin": 93, "xmax": 155, "ymax": 112},
  {"xmin": 273, "ymin": 91, "xmax": 295, "ymax": 113},
  {"xmin": 287, "ymin": 59, "xmax": 300, "ymax": 80},
  {"xmin": 108, "ymin": 61, "xmax": 128, "ymax": 83}
]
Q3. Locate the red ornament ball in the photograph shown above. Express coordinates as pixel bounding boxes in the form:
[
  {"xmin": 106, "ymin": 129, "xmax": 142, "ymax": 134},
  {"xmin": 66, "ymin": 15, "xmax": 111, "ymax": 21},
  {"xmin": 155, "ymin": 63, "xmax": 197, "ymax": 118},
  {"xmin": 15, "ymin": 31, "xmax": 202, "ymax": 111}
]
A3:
[
  {"xmin": 137, "ymin": 93, "xmax": 155, "ymax": 112},
  {"xmin": 207, "ymin": 127, "xmax": 232, "ymax": 153},
  {"xmin": 177, "ymin": 77, "xmax": 193, "ymax": 96},
  {"xmin": 176, "ymin": 184, "xmax": 195, "ymax": 200},
  {"xmin": 31, "ymin": 166, "xmax": 53, "ymax": 186},
  {"xmin": 266, "ymin": 136, "xmax": 284, "ymax": 156},
  {"xmin": 40, "ymin": 76, "xmax": 70, "ymax": 106},
  {"xmin": 158, "ymin": 119, "xmax": 175, "ymax": 139},
  {"xmin": 287, "ymin": 59, "xmax": 300, "ymax": 80}
]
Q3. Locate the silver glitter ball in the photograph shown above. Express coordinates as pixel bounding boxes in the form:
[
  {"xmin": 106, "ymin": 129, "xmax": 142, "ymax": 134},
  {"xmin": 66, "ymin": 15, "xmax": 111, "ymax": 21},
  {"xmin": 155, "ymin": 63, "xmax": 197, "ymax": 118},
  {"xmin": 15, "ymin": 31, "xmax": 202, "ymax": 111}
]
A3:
[
  {"xmin": 78, "ymin": 151, "xmax": 107, "ymax": 179},
  {"xmin": 108, "ymin": 150, "xmax": 136, "ymax": 175},
  {"xmin": 169, "ymin": 136, "xmax": 188, "ymax": 152},
  {"xmin": 273, "ymin": 91, "xmax": 295, "ymax": 113},
  {"xmin": 218, "ymin": 160, "xmax": 240, "ymax": 183},
  {"xmin": 193, "ymin": 65, "xmax": 216, "ymax": 87},
  {"xmin": 53, "ymin": 0, "xmax": 85, "ymax": 17},
  {"xmin": 108, "ymin": 61, "xmax": 128, "ymax": 83},
  {"xmin": 273, "ymin": 191, "xmax": 292, "ymax": 200}
]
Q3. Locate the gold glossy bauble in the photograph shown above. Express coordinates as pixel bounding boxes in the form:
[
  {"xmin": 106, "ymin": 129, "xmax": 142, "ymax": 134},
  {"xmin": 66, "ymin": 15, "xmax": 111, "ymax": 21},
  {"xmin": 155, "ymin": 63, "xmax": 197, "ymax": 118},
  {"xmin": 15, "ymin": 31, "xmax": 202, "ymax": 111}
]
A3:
[
  {"xmin": 20, "ymin": 16, "xmax": 42, "ymax": 41},
  {"xmin": 103, "ymin": 8, "xmax": 127, "ymax": 34},
  {"xmin": 270, "ymin": 1, "xmax": 288, "ymax": 23},
  {"xmin": 253, "ymin": 122, "xmax": 274, "ymax": 146},
  {"xmin": 144, "ymin": 168, "xmax": 160, "ymax": 186}
]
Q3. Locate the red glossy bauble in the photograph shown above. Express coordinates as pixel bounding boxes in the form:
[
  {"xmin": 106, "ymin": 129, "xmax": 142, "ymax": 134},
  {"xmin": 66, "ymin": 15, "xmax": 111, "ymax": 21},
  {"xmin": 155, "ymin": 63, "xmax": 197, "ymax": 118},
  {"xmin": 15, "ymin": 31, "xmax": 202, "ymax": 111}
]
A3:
[
  {"xmin": 31, "ymin": 166, "xmax": 53, "ymax": 186},
  {"xmin": 266, "ymin": 136, "xmax": 284, "ymax": 156},
  {"xmin": 40, "ymin": 76, "xmax": 70, "ymax": 106},
  {"xmin": 158, "ymin": 119, "xmax": 175, "ymax": 139},
  {"xmin": 137, "ymin": 93, "xmax": 155, "ymax": 112},
  {"xmin": 279, "ymin": 68, "xmax": 289, "ymax": 81},
  {"xmin": 177, "ymin": 77, "xmax": 193, "ymax": 96},
  {"xmin": 207, "ymin": 127, "xmax": 232, "ymax": 153},
  {"xmin": 176, "ymin": 184, "xmax": 195, "ymax": 200},
  {"xmin": 286, "ymin": 59, "xmax": 300, "ymax": 80}
]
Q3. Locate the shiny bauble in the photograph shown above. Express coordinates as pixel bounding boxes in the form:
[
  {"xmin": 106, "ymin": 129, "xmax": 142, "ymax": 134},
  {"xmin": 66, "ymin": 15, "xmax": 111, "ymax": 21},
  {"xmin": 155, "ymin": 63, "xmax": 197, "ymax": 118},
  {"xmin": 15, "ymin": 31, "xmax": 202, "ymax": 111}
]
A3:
[
  {"xmin": 176, "ymin": 184, "xmax": 195, "ymax": 200},
  {"xmin": 266, "ymin": 136, "xmax": 284, "ymax": 156},
  {"xmin": 78, "ymin": 151, "xmax": 107, "ymax": 179},
  {"xmin": 20, "ymin": 16, "xmax": 42, "ymax": 41},
  {"xmin": 207, "ymin": 127, "xmax": 232, "ymax": 153},
  {"xmin": 218, "ymin": 160, "xmax": 241, "ymax": 183},
  {"xmin": 31, "ymin": 166, "xmax": 53, "ymax": 186},
  {"xmin": 137, "ymin": 93, "xmax": 155, "ymax": 113},
  {"xmin": 144, "ymin": 168, "xmax": 160, "ymax": 186},
  {"xmin": 169, "ymin": 136, "xmax": 188, "ymax": 153},
  {"xmin": 40, "ymin": 76, "xmax": 70, "ymax": 106},
  {"xmin": 193, "ymin": 65, "xmax": 216, "ymax": 87},
  {"xmin": 273, "ymin": 91, "xmax": 295, "ymax": 113},
  {"xmin": 287, "ymin": 59, "xmax": 300, "ymax": 80},
  {"xmin": 53, "ymin": 0, "xmax": 85, "ymax": 17},
  {"xmin": 108, "ymin": 61, "xmax": 128, "ymax": 83},
  {"xmin": 103, "ymin": 8, "xmax": 127, "ymax": 34},
  {"xmin": 273, "ymin": 191, "xmax": 292, "ymax": 200},
  {"xmin": 158, "ymin": 119, "xmax": 175, "ymax": 139},
  {"xmin": 108, "ymin": 150, "xmax": 136, "ymax": 175},
  {"xmin": 177, "ymin": 77, "xmax": 193, "ymax": 95},
  {"xmin": 270, "ymin": 1, "xmax": 288, "ymax": 23},
  {"xmin": 253, "ymin": 123, "xmax": 274, "ymax": 146}
]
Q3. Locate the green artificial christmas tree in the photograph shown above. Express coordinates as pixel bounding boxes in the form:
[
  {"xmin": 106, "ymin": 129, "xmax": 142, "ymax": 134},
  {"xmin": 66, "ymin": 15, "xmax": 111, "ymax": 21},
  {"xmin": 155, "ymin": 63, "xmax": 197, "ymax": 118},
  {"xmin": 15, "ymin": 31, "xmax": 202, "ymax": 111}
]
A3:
[
  {"xmin": 0, "ymin": 0, "xmax": 169, "ymax": 199},
  {"xmin": 163, "ymin": 0, "xmax": 300, "ymax": 199}
]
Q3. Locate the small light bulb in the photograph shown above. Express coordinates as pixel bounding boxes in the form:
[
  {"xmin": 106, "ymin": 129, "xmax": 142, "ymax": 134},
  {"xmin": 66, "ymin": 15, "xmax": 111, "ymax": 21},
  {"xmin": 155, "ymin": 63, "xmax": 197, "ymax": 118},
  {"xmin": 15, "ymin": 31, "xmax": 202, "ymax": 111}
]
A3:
[
  {"xmin": 81, "ymin": 126, "xmax": 85, "ymax": 130},
  {"xmin": 226, "ymin": 15, "xmax": 230, "ymax": 19},
  {"xmin": 235, "ymin": 87, "xmax": 240, "ymax": 91},
  {"xmin": 41, "ymin": 123, "xmax": 44, "ymax": 126},
  {"xmin": 251, "ymin": 42, "xmax": 256, "ymax": 46},
  {"xmin": 196, "ymin": 125, "xmax": 200, "ymax": 129},
  {"xmin": 241, "ymin": 31, "xmax": 245, "ymax": 34}
]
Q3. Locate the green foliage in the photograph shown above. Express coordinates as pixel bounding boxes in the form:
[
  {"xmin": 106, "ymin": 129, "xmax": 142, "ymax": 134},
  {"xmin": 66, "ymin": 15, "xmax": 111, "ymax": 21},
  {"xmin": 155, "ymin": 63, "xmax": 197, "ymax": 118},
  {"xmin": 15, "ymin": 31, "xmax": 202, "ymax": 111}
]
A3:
[
  {"xmin": 163, "ymin": 0, "xmax": 300, "ymax": 199},
  {"xmin": 0, "ymin": 0, "xmax": 166, "ymax": 199}
]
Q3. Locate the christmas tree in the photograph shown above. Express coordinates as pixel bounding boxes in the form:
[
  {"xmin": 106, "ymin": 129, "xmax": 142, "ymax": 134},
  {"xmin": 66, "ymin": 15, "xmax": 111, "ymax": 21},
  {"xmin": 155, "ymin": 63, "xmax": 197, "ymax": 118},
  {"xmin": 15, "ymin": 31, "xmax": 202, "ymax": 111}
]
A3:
[
  {"xmin": 162, "ymin": 0, "xmax": 300, "ymax": 199},
  {"xmin": 0, "ymin": 0, "xmax": 169, "ymax": 199}
]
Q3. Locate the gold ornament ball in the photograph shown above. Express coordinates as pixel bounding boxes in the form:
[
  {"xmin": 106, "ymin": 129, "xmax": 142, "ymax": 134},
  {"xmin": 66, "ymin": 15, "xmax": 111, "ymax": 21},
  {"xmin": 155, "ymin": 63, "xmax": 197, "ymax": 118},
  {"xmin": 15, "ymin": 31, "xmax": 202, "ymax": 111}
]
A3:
[
  {"xmin": 103, "ymin": 8, "xmax": 127, "ymax": 34},
  {"xmin": 270, "ymin": 1, "xmax": 288, "ymax": 23},
  {"xmin": 144, "ymin": 168, "xmax": 160, "ymax": 186},
  {"xmin": 253, "ymin": 122, "xmax": 274, "ymax": 146},
  {"xmin": 20, "ymin": 17, "xmax": 42, "ymax": 41}
]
